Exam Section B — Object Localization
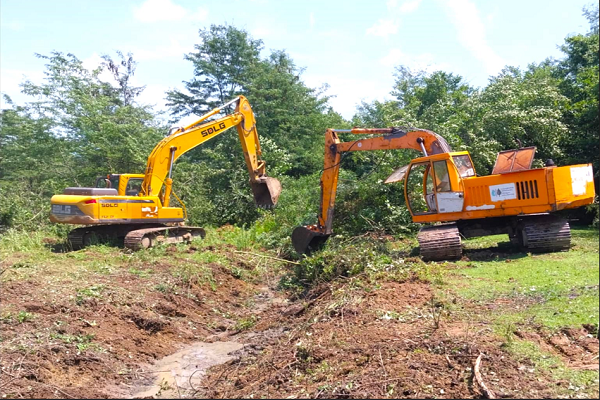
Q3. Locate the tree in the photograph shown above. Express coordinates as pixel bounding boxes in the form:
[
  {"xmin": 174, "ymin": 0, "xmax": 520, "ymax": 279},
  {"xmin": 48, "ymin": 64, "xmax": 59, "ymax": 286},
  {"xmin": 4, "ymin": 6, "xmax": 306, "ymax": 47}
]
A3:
[
  {"xmin": 20, "ymin": 51, "xmax": 164, "ymax": 181},
  {"xmin": 166, "ymin": 24, "xmax": 263, "ymax": 118},
  {"xmin": 553, "ymin": 4, "xmax": 599, "ymax": 176},
  {"xmin": 477, "ymin": 65, "xmax": 569, "ymax": 169},
  {"xmin": 101, "ymin": 51, "xmax": 146, "ymax": 106},
  {"xmin": 0, "ymin": 52, "xmax": 164, "ymax": 230}
]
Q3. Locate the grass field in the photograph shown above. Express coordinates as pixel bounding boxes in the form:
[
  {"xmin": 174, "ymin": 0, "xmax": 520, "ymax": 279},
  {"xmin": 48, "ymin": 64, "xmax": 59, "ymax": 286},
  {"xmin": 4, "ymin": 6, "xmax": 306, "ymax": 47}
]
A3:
[
  {"xmin": 444, "ymin": 227, "xmax": 599, "ymax": 396},
  {"xmin": 0, "ymin": 225, "xmax": 598, "ymax": 398}
]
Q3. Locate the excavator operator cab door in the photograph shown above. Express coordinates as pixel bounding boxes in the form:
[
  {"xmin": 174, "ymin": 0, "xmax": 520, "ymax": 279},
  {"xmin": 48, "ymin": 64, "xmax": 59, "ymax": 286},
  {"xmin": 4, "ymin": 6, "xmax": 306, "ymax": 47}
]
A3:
[
  {"xmin": 405, "ymin": 162, "xmax": 438, "ymax": 215},
  {"xmin": 431, "ymin": 159, "xmax": 464, "ymax": 214},
  {"xmin": 404, "ymin": 156, "xmax": 465, "ymax": 216}
]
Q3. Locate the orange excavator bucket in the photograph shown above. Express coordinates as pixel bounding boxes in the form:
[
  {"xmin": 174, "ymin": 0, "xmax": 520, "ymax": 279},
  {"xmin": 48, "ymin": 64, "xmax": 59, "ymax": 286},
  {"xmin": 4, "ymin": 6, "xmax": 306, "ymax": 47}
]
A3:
[
  {"xmin": 250, "ymin": 177, "xmax": 282, "ymax": 208},
  {"xmin": 291, "ymin": 226, "xmax": 330, "ymax": 254}
]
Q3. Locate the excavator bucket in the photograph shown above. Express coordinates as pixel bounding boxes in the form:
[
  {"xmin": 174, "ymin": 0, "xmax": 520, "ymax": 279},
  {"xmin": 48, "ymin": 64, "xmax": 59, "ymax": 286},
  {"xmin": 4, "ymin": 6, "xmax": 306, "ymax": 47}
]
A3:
[
  {"xmin": 291, "ymin": 226, "xmax": 330, "ymax": 254},
  {"xmin": 251, "ymin": 177, "xmax": 282, "ymax": 208}
]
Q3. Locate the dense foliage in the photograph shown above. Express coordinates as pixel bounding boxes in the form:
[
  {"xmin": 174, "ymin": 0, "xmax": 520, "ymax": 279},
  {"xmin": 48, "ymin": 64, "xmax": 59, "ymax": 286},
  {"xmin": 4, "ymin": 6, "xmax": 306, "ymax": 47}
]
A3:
[{"xmin": 1, "ymin": 8, "xmax": 598, "ymax": 245}]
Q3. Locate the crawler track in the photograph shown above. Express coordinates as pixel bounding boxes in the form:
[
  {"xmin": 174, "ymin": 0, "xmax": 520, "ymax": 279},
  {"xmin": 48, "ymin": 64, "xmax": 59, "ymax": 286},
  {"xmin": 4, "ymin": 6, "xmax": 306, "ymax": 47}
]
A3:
[
  {"xmin": 67, "ymin": 224, "xmax": 206, "ymax": 250},
  {"xmin": 124, "ymin": 226, "xmax": 206, "ymax": 250},
  {"xmin": 520, "ymin": 215, "xmax": 571, "ymax": 252},
  {"xmin": 417, "ymin": 224, "xmax": 462, "ymax": 261}
]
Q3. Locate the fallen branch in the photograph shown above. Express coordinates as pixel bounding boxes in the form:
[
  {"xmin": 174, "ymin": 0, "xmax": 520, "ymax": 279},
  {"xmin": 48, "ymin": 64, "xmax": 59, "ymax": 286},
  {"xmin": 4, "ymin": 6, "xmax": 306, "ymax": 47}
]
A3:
[
  {"xmin": 445, "ymin": 354, "xmax": 456, "ymax": 370},
  {"xmin": 473, "ymin": 353, "xmax": 496, "ymax": 399},
  {"xmin": 233, "ymin": 251, "xmax": 300, "ymax": 265}
]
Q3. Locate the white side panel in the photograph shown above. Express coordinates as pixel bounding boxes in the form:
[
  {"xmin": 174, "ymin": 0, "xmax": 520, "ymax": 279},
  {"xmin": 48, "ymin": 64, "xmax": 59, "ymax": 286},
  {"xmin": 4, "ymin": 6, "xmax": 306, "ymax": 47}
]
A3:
[
  {"xmin": 489, "ymin": 183, "xmax": 517, "ymax": 201},
  {"xmin": 571, "ymin": 165, "xmax": 593, "ymax": 196},
  {"xmin": 436, "ymin": 192, "xmax": 464, "ymax": 213}
]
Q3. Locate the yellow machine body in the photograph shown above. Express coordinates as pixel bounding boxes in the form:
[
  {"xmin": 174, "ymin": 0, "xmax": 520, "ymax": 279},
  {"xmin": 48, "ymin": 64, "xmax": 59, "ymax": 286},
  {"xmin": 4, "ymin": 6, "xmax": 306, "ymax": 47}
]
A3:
[
  {"xmin": 50, "ymin": 96, "xmax": 282, "ymax": 249},
  {"xmin": 49, "ymin": 174, "xmax": 185, "ymax": 225}
]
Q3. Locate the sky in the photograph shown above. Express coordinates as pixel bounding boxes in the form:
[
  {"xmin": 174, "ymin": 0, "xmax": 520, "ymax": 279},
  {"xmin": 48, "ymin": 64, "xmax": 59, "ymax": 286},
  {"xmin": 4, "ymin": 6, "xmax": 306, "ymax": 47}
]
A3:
[{"xmin": 0, "ymin": 0, "xmax": 594, "ymax": 121}]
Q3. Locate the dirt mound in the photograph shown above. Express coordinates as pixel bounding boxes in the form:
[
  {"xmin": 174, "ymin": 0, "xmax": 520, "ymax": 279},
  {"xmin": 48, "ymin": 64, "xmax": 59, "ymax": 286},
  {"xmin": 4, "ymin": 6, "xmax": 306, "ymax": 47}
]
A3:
[
  {"xmin": 515, "ymin": 327, "xmax": 599, "ymax": 370},
  {"xmin": 201, "ymin": 278, "xmax": 585, "ymax": 399}
]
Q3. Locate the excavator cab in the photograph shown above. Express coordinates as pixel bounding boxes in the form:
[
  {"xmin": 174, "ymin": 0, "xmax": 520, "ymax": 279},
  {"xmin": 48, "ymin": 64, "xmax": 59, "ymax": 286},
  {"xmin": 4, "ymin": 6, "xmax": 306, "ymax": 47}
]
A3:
[
  {"xmin": 94, "ymin": 174, "xmax": 120, "ymax": 190},
  {"xmin": 403, "ymin": 152, "xmax": 474, "ymax": 218},
  {"xmin": 93, "ymin": 174, "xmax": 145, "ymax": 196}
]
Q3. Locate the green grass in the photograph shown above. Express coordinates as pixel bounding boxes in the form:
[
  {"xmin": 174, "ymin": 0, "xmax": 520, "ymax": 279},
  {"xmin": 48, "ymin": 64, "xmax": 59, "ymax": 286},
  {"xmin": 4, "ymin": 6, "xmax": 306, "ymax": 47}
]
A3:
[
  {"xmin": 437, "ymin": 227, "xmax": 599, "ymax": 398},
  {"xmin": 504, "ymin": 339, "xmax": 599, "ymax": 396},
  {"xmin": 448, "ymin": 227, "xmax": 599, "ymax": 331}
]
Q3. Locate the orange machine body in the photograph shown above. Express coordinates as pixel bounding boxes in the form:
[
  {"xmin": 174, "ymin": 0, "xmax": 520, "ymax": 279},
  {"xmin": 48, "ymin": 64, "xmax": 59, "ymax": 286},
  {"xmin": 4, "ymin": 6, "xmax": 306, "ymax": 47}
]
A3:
[
  {"xmin": 292, "ymin": 127, "xmax": 595, "ymax": 257},
  {"xmin": 404, "ymin": 151, "xmax": 595, "ymax": 223}
]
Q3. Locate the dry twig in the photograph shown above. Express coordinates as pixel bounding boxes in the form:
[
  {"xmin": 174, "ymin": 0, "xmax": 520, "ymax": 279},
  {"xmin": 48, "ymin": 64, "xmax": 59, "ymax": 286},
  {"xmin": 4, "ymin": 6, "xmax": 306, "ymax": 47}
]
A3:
[
  {"xmin": 473, "ymin": 353, "xmax": 496, "ymax": 399},
  {"xmin": 378, "ymin": 349, "xmax": 388, "ymax": 377},
  {"xmin": 445, "ymin": 354, "xmax": 456, "ymax": 370}
]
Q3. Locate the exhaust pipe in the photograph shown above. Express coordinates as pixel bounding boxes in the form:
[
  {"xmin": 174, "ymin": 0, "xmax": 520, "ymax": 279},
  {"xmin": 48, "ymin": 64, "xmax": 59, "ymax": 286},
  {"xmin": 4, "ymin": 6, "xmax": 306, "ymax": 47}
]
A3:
[
  {"xmin": 291, "ymin": 225, "xmax": 330, "ymax": 254},
  {"xmin": 251, "ymin": 176, "xmax": 282, "ymax": 208}
]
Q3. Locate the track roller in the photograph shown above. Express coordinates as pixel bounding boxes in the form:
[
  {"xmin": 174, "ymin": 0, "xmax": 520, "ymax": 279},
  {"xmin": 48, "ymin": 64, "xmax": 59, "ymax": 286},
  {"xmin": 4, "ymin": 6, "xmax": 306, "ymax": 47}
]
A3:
[{"xmin": 124, "ymin": 226, "xmax": 206, "ymax": 251}]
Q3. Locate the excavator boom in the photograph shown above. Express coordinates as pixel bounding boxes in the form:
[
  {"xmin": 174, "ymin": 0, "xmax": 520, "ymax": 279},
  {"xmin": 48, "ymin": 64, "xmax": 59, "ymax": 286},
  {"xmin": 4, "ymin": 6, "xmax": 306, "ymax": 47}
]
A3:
[
  {"xmin": 141, "ymin": 95, "xmax": 281, "ymax": 208},
  {"xmin": 292, "ymin": 127, "xmax": 450, "ymax": 254}
]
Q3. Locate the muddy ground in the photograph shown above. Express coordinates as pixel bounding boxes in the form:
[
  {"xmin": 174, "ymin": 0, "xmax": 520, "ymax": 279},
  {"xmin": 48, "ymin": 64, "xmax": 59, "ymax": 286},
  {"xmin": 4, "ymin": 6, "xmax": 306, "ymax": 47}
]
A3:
[{"xmin": 0, "ymin": 236, "xmax": 598, "ymax": 399}]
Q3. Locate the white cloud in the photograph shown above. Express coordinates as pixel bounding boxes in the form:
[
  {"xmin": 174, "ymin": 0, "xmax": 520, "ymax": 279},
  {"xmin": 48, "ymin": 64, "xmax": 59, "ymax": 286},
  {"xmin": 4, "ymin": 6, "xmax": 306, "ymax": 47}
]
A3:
[
  {"xmin": 133, "ymin": 0, "xmax": 207, "ymax": 23},
  {"xmin": 0, "ymin": 69, "xmax": 45, "ymax": 108},
  {"xmin": 303, "ymin": 74, "xmax": 392, "ymax": 119},
  {"xmin": 130, "ymin": 39, "xmax": 194, "ymax": 61},
  {"xmin": 397, "ymin": 0, "xmax": 422, "ymax": 13},
  {"xmin": 309, "ymin": 12, "xmax": 316, "ymax": 29},
  {"xmin": 366, "ymin": 0, "xmax": 421, "ymax": 38},
  {"xmin": 251, "ymin": 26, "xmax": 272, "ymax": 38},
  {"xmin": 440, "ymin": 0, "xmax": 505, "ymax": 75},
  {"xmin": 366, "ymin": 18, "xmax": 400, "ymax": 38},
  {"xmin": 137, "ymin": 83, "xmax": 170, "ymax": 109}
]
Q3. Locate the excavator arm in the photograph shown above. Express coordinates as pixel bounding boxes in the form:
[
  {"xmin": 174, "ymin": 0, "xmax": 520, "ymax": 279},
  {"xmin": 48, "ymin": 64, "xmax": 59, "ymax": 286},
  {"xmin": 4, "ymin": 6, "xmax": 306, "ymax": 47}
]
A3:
[
  {"xmin": 140, "ymin": 95, "xmax": 281, "ymax": 208},
  {"xmin": 292, "ymin": 127, "xmax": 451, "ymax": 254}
]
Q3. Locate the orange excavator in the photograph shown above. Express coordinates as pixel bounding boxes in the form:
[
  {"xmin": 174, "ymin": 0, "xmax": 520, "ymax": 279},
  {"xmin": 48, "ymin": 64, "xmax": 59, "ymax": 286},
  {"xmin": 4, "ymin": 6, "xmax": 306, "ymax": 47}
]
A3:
[{"xmin": 292, "ymin": 127, "xmax": 595, "ymax": 260}]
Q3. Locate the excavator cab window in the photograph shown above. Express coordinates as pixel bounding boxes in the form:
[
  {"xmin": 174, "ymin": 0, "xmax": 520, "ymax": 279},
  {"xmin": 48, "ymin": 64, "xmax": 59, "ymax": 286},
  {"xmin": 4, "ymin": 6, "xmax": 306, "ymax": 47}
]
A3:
[
  {"xmin": 452, "ymin": 155, "xmax": 475, "ymax": 178},
  {"xmin": 95, "ymin": 175, "xmax": 119, "ymax": 189},
  {"xmin": 406, "ymin": 162, "xmax": 437, "ymax": 215},
  {"xmin": 125, "ymin": 178, "xmax": 143, "ymax": 196},
  {"xmin": 433, "ymin": 161, "xmax": 452, "ymax": 192},
  {"xmin": 95, "ymin": 177, "xmax": 109, "ymax": 188}
]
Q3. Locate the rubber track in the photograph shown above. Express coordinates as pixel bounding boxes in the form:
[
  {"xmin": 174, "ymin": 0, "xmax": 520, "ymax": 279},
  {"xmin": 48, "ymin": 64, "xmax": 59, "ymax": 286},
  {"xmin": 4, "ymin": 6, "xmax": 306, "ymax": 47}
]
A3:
[
  {"xmin": 418, "ymin": 224, "xmax": 462, "ymax": 261},
  {"xmin": 521, "ymin": 216, "xmax": 571, "ymax": 252},
  {"xmin": 124, "ymin": 226, "xmax": 206, "ymax": 250}
]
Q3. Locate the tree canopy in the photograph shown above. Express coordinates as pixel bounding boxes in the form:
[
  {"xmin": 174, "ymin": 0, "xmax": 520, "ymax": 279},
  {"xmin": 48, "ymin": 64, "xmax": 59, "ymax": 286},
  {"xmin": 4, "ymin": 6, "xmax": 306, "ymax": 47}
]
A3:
[{"xmin": 1, "ymin": 7, "xmax": 598, "ymax": 234}]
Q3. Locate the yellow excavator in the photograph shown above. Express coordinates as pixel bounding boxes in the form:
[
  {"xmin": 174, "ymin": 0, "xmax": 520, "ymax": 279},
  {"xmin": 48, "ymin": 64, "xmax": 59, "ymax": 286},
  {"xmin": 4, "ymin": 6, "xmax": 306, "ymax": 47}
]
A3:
[
  {"xmin": 292, "ymin": 127, "xmax": 595, "ymax": 260},
  {"xmin": 50, "ymin": 96, "xmax": 282, "ymax": 250}
]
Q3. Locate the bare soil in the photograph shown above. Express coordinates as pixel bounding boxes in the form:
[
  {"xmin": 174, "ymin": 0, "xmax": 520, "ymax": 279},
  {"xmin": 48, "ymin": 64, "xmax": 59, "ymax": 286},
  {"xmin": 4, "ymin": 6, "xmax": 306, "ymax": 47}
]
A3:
[{"xmin": 1, "ymin": 241, "xmax": 598, "ymax": 399}]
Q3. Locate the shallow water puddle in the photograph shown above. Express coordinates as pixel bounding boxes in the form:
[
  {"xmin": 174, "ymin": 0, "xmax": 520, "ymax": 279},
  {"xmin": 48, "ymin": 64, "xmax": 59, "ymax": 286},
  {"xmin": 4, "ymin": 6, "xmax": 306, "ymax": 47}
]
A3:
[{"xmin": 130, "ymin": 341, "xmax": 243, "ymax": 398}]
